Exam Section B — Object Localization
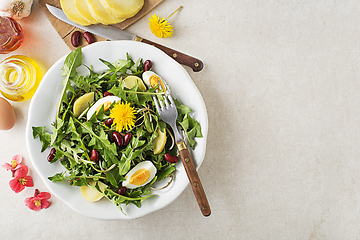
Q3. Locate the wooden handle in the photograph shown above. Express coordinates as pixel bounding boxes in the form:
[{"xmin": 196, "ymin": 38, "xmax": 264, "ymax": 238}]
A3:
[
  {"xmin": 138, "ymin": 38, "xmax": 204, "ymax": 72},
  {"xmin": 177, "ymin": 141, "xmax": 211, "ymax": 216}
]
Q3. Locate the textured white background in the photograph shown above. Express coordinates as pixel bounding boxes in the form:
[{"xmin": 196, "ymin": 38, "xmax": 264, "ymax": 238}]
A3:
[{"xmin": 1, "ymin": 0, "xmax": 360, "ymax": 239}]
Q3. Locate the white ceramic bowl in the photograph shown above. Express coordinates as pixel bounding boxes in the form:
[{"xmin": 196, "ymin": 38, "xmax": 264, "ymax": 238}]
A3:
[{"xmin": 26, "ymin": 40, "xmax": 208, "ymax": 220}]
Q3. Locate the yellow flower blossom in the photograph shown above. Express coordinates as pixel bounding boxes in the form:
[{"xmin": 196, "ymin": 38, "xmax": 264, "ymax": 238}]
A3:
[
  {"xmin": 149, "ymin": 14, "xmax": 173, "ymax": 38},
  {"xmin": 148, "ymin": 6, "xmax": 182, "ymax": 38},
  {"xmin": 109, "ymin": 101, "xmax": 136, "ymax": 132}
]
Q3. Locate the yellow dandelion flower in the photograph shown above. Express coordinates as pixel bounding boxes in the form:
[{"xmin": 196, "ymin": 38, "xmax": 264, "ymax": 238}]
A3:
[
  {"xmin": 109, "ymin": 101, "xmax": 136, "ymax": 132},
  {"xmin": 148, "ymin": 6, "xmax": 182, "ymax": 38},
  {"xmin": 149, "ymin": 15, "xmax": 173, "ymax": 38}
]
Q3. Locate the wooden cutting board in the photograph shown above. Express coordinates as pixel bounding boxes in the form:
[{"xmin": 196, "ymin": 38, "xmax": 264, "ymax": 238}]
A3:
[{"xmin": 39, "ymin": 0, "xmax": 164, "ymax": 50}]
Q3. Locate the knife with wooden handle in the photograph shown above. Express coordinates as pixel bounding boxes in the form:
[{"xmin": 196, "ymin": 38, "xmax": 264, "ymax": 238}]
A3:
[{"xmin": 46, "ymin": 4, "xmax": 203, "ymax": 72}]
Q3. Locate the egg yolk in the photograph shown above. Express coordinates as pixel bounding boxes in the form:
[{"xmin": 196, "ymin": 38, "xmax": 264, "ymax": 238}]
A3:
[
  {"xmin": 129, "ymin": 169, "xmax": 150, "ymax": 186},
  {"xmin": 95, "ymin": 101, "xmax": 112, "ymax": 113},
  {"xmin": 149, "ymin": 75, "xmax": 166, "ymax": 92}
]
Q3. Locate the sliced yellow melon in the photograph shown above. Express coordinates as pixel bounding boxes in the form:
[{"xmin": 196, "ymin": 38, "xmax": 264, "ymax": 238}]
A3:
[
  {"xmin": 60, "ymin": 0, "xmax": 92, "ymax": 26},
  {"xmin": 153, "ymin": 128, "xmax": 167, "ymax": 154},
  {"xmin": 85, "ymin": 0, "xmax": 125, "ymax": 25},
  {"xmin": 80, "ymin": 180, "xmax": 108, "ymax": 202},
  {"xmin": 75, "ymin": 0, "xmax": 97, "ymax": 24},
  {"xmin": 98, "ymin": 0, "xmax": 144, "ymax": 19},
  {"xmin": 73, "ymin": 92, "xmax": 95, "ymax": 117},
  {"xmin": 124, "ymin": 76, "xmax": 146, "ymax": 91}
]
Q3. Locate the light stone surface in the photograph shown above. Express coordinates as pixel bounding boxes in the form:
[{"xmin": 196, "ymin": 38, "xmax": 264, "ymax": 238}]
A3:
[{"xmin": 1, "ymin": 0, "xmax": 360, "ymax": 239}]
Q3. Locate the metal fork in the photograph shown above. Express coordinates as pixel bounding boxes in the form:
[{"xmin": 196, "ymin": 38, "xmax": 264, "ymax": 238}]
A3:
[{"xmin": 152, "ymin": 91, "xmax": 211, "ymax": 217}]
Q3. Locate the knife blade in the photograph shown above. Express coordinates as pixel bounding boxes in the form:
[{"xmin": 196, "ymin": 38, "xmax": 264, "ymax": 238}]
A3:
[{"xmin": 46, "ymin": 4, "xmax": 203, "ymax": 72}]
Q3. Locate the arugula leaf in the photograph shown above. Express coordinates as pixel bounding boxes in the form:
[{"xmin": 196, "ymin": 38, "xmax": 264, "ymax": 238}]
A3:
[
  {"xmin": 157, "ymin": 165, "xmax": 176, "ymax": 181},
  {"xmin": 62, "ymin": 47, "xmax": 83, "ymax": 77},
  {"xmin": 99, "ymin": 58, "xmax": 116, "ymax": 70},
  {"xmin": 119, "ymin": 126, "xmax": 145, "ymax": 175},
  {"xmin": 32, "ymin": 126, "xmax": 51, "ymax": 152},
  {"xmin": 48, "ymin": 172, "xmax": 67, "ymax": 182},
  {"xmin": 75, "ymin": 119, "xmax": 118, "ymax": 163},
  {"xmin": 112, "ymin": 59, "xmax": 132, "ymax": 74},
  {"xmin": 57, "ymin": 47, "xmax": 82, "ymax": 117},
  {"xmin": 176, "ymin": 103, "xmax": 192, "ymax": 115},
  {"xmin": 103, "ymin": 188, "xmax": 155, "ymax": 212},
  {"xmin": 50, "ymin": 117, "xmax": 64, "ymax": 145},
  {"xmin": 130, "ymin": 58, "xmax": 143, "ymax": 73},
  {"xmin": 177, "ymin": 113, "xmax": 203, "ymax": 148},
  {"xmin": 105, "ymin": 170, "xmax": 118, "ymax": 188}
]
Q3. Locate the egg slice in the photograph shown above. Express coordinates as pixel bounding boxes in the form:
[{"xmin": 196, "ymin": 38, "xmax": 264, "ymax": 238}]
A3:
[
  {"xmin": 87, "ymin": 95, "xmax": 120, "ymax": 120},
  {"xmin": 142, "ymin": 71, "xmax": 168, "ymax": 92},
  {"xmin": 122, "ymin": 161, "xmax": 157, "ymax": 189}
]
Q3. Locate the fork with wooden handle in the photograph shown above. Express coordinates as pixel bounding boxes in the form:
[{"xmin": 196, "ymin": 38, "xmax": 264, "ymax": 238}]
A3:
[{"xmin": 152, "ymin": 90, "xmax": 211, "ymax": 216}]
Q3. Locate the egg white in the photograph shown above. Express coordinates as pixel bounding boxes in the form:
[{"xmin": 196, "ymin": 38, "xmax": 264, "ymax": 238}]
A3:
[
  {"xmin": 122, "ymin": 161, "xmax": 157, "ymax": 189},
  {"xmin": 86, "ymin": 95, "xmax": 121, "ymax": 120},
  {"xmin": 142, "ymin": 71, "xmax": 157, "ymax": 87},
  {"xmin": 142, "ymin": 71, "xmax": 169, "ymax": 93}
]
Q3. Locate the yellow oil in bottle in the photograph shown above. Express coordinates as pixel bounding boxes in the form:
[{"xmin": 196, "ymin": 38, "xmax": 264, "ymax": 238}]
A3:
[{"xmin": 0, "ymin": 55, "xmax": 42, "ymax": 102}]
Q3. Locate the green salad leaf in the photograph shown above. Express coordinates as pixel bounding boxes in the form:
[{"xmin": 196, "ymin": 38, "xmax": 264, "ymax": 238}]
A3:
[{"xmin": 57, "ymin": 47, "xmax": 82, "ymax": 116}]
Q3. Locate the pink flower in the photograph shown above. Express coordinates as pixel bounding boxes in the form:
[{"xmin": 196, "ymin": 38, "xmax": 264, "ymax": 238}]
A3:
[
  {"xmin": 2, "ymin": 155, "xmax": 26, "ymax": 177},
  {"xmin": 9, "ymin": 165, "xmax": 34, "ymax": 193},
  {"xmin": 24, "ymin": 189, "xmax": 51, "ymax": 211}
]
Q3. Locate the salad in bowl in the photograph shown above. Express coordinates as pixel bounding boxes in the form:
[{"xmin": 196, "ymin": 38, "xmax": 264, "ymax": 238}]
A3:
[{"xmin": 26, "ymin": 41, "xmax": 208, "ymax": 219}]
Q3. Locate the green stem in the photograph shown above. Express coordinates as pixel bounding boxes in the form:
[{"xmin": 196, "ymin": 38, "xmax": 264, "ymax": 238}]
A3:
[
  {"xmin": 122, "ymin": 89, "xmax": 165, "ymax": 95},
  {"xmin": 166, "ymin": 6, "xmax": 183, "ymax": 20},
  {"xmin": 91, "ymin": 163, "xmax": 117, "ymax": 173}
]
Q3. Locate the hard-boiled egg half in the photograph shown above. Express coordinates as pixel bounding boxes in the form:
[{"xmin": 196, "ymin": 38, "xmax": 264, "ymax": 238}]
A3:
[
  {"xmin": 142, "ymin": 71, "xmax": 168, "ymax": 92},
  {"xmin": 122, "ymin": 161, "xmax": 157, "ymax": 189},
  {"xmin": 87, "ymin": 95, "xmax": 121, "ymax": 120}
]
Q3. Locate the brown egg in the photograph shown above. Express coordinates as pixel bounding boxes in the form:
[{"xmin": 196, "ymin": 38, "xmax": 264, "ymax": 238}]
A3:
[{"xmin": 0, "ymin": 97, "xmax": 16, "ymax": 130}]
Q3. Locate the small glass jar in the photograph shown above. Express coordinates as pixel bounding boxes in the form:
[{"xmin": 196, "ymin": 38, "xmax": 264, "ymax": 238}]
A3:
[
  {"xmin": 0, "ymin": 55, "xmax": 42, "ymax": 102},
  {"xmin": 0, "ymin": 17, "xmax": 24, "ymax": 54}
]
